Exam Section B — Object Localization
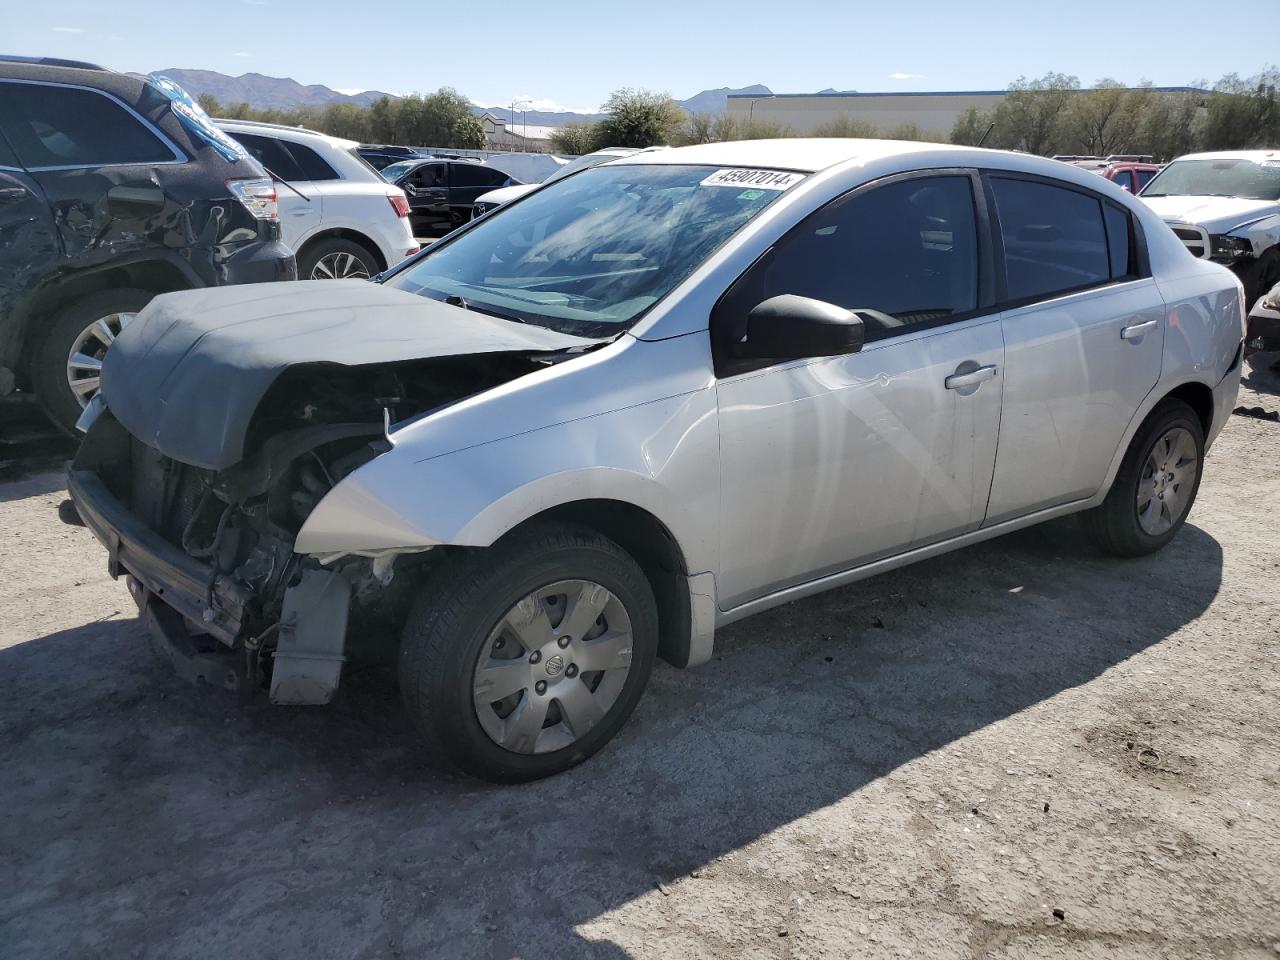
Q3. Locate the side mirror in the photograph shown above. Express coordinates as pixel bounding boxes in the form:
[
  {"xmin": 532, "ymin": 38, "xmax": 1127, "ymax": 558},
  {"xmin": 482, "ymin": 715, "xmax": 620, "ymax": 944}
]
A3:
[
  {"xmin": 106, "ymin": 183, "xmax": 166, "ymax": 219},
  {"xmin": 734, "ymin": 295, "xmax": 865, "ymax": 360}
]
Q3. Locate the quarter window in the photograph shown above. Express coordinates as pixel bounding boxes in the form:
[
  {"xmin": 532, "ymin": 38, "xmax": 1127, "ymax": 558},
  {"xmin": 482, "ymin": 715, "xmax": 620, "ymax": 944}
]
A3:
[
  {"xmin": 723, "ymin": 175, "xmax": 980, "ymax": 344},
  {"xmin": 0, "ymin": 82, "xmax": 176, "ymax": 168},
  {"xmin": 990, "ymin": 177, "xmax": 1112, "ymax": 301}
]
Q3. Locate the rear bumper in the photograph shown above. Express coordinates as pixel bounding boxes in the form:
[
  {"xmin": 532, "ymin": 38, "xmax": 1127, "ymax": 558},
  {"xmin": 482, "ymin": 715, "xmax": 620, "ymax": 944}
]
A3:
[
  {"xmin": 220, "ymin": 239, "xmax": 297, "ymax": 286},
  {"xmin": 67, "ymin": 468, "xmax": 251, "ymax": 645}
]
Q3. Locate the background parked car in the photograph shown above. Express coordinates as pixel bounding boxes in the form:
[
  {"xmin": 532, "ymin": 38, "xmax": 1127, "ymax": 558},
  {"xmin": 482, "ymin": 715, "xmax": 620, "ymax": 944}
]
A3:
[
  {"xmin": 356, "ymin": 144, "xmax": 420, "ymax": 171},
  {"xmin": 1247, "ymin": 280, "xmax": 1280, "ymax": 354},
  {"xmin": 0, "ymin": 57, "xmax": 294, "ymax": 432},
  {"xmin": 219, "ymin": 120, "xmax": 418, "ymax": 280},
  {"xmin": 378, "ymin": 158, "xmax": 520, "ymax": 233},
  {"xmin": 1098, "ymin": 161, "xmax": 1161, "ymax": 193},
  {"xmin": 1139, "ymin": 150, "xmax": 1280, "ymax": 306},
  {"xmin": 471, "ymin": 147, "xmax": 642, "ymax": 219}
]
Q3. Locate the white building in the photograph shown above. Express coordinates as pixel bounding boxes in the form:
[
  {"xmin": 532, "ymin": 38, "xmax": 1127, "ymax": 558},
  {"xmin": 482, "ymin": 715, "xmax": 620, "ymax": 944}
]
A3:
[{"xmin": 480, "ymin": 112, "xmax": 558, "ymax": 153}]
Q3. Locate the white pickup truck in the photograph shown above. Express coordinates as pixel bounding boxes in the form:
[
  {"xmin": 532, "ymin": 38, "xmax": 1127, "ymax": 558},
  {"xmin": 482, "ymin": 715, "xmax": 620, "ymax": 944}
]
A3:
[{"xmin": 1140, "ymin": 150, "xmax": 1280, "ymax": 307}]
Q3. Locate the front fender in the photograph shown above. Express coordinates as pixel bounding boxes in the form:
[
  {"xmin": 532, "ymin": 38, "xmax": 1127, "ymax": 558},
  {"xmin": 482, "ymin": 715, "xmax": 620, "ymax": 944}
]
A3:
[{"xmin": 294, "ymin": 386, "xmax": 721, "ymax": 576}]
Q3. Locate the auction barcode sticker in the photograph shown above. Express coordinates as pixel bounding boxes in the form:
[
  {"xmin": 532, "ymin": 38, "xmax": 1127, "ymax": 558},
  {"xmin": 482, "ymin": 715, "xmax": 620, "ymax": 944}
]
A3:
[{"xmin": 700, "ymin": 168, "xmax": 806, "ymax": 190}]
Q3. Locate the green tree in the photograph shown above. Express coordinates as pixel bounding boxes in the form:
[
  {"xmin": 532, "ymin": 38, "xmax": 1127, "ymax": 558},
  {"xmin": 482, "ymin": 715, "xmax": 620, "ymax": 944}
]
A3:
[
  {"xmin": 1203, "ymin": 69, "xmax": 1280, "ymax": 149},
  {"xmin": 950, "ymin": 106, "xmax": 992, "ymax": 146},
  {"xmin": 1139, "ymin": 89, "xmax": 1205, "ymax": 160},
  {"xmin": 1065, "ymin": 81, "xmax": 1148, "ymax": 156},
  {"xmin": 549, "ymin": 121, "xmax": 598, "ymax": 154},
  {"xmin": 674, "ymin": 112, "xmax": 716, "ymax": 146},
  {"xmin": 595, "ymin": 88, "xmax": 684, "ymax": 147},
  {"xmin": 990, "ymin": 72, "xmax": 1079, "ymax": 154}
]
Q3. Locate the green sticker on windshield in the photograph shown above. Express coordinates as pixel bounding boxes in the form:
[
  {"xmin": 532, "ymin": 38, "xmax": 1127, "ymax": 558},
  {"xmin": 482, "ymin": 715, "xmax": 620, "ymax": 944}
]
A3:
[{"xmin": 738, "ymin": 189, "xmax": 766, "ymax": 200}]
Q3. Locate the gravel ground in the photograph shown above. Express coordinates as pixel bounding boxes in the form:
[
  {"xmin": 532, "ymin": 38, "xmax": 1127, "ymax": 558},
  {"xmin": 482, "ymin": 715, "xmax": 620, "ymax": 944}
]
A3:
[{"xmin": 1, "ymin": 358, "xmax": 1278, "ymax": 960}]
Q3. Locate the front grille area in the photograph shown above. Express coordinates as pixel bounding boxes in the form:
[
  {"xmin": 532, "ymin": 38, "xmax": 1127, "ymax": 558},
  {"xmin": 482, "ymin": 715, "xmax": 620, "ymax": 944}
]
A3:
[
  {"xmin": 1169, "ymin": 223, "xmax": 1210, "ymax": 259},
  {"xmin": 123, "ymin": 437, "xmax": 216, "ymax": 547}
]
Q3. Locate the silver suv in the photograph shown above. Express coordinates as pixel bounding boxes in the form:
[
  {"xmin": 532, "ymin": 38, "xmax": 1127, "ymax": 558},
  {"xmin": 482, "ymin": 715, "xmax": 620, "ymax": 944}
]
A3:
[{"xmin": 69, "ymin": 140, "xmax": 1245, "ymax": 782}]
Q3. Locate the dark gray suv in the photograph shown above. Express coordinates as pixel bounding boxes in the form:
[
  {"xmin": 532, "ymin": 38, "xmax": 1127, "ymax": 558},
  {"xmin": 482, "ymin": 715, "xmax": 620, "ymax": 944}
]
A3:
[{"xmin": 0, "ymin": 56, "xmax": 295, "ymax": 432}]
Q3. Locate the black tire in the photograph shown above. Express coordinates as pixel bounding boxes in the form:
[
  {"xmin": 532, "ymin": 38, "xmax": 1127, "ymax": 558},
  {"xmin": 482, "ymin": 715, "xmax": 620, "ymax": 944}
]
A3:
[
  {"xmin": 297, "ymin": 237, "xmax": 379, "ymax": 281},
  {"xmin": 1245, "ymin": 248, "xmax": 1280, "ymax": 311},
  {"xmin": 32, "ymin": 287, "xmax": 155, "ymax": 434},
  {"xmin": 399, "ymin": 523, "xmax": 658, "ymax": 783},
  {"xmin": 1082, "ymin": 398, "xmax": 1205, "ymax": 557}
]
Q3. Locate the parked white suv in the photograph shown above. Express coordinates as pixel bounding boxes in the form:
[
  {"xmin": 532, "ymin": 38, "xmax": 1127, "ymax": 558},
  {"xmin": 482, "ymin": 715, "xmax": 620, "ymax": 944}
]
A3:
[
  {"xmin": 1139, "ymin": 150, "xmax": 1280, "ymax": 306},
  {"xmin": 218, "ymin": 120, "xmax": 419, "ymax": 280},
  {"xmin": 470, "ymin": 147, "xmax": 644, "ymax": 218}
]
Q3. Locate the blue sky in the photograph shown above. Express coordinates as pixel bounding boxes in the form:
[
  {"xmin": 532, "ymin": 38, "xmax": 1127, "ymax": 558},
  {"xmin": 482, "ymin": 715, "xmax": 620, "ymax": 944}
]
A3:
[{"xmin": 8, "ymin": 0, "xmax": 1272, "ymax": 112}]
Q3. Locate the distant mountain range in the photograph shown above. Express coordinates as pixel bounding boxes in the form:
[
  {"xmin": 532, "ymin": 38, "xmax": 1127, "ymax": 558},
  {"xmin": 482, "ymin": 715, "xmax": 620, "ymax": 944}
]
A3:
[{"xmin": 150, "ymin": 68, "xmax": 776, "ymax": 127}]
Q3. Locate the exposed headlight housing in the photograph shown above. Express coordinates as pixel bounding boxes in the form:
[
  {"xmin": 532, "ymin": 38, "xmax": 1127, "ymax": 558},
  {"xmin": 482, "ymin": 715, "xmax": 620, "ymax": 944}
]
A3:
[{"xmin": 1209, "ymin": 234, "xmax": 1254, "ymax": 263}]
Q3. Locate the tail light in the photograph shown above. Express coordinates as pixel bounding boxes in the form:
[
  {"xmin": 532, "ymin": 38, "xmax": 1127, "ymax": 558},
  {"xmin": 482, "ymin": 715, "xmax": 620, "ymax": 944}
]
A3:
[
  {"xmin": 388, "ymin": 193, "xmax": 410, "ymax": 218},
  {"xmin": 227, "ymin": 178, "xmax": 278, "ymax": 220}
]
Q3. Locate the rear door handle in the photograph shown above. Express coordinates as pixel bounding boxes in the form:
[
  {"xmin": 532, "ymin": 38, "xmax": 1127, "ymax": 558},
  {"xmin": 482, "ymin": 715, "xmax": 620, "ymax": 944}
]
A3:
[
  {"xmin": 1121, "ymin": 319, "xmax": 1159, "ymax": 340},
  {"xmin": 0, "ymin": 186, "xmax": 29, "ymax": 203},
  {"xmin": 944, "ymin": 363, "xmax": 998, "ymax": 390}
]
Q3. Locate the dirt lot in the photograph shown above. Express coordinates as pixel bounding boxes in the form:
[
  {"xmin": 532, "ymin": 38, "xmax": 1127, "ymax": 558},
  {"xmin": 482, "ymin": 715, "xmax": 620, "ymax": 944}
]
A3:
[{"xmin": 2, "ymin": 361, "xmax": 1279, "ymax": 960}]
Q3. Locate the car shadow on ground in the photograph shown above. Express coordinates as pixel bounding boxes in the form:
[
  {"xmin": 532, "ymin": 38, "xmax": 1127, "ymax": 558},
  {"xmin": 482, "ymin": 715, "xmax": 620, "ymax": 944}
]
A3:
[{"xmin": 0, "ymin": 517, "xmax": 1223, "ymax": 959}]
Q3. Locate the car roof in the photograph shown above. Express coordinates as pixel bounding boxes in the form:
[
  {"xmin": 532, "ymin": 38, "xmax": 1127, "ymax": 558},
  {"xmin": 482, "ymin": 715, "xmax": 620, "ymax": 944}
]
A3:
[
  {"xmin": 216, "ymin": 118, "xmax": 359, "ymax": 150},
  {"xmin": 614, "ymin": 138, "xmax": 1085, "ymax": 178},
  {"xmin": 1168, "ymin": 149, "xmax": 1280, "ymax": 163}
]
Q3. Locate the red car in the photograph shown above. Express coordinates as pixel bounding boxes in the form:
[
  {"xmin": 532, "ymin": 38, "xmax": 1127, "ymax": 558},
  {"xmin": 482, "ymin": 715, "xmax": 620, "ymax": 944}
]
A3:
[{"xmin": 1101, "ymin": 162, "xmax": 1162, "ymax": 193}]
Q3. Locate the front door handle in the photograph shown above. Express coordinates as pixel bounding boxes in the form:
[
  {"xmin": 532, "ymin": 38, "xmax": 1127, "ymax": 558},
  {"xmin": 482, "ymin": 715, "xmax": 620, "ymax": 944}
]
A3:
[
  {"xmin": 945, "ymin": 363, "xmax": 998, "ymax": 390},
  {"xmin": 1121, "ymin": 319, "xmax": 1159, "ymax": 340},
  {"xmin": 0, "ymin": 186, "xmax": 29, "ymax": 203}
]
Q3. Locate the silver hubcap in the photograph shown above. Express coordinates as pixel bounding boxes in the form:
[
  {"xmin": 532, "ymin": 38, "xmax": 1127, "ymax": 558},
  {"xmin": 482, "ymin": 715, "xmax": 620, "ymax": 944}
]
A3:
[
  {"xmin": 310, "ymin": 251, "xmax": 371, "ymax": 280},
  {"xmin": 472, "ymin": 579, "xmax": 634, "ymax": 755},
  {"xmin": 66, "ymin": 313, "xmax": 135, "ymax": 408},
  {"xmin": 1137, "ymin": 426, "xmax": 1197, "ymax": 536}
]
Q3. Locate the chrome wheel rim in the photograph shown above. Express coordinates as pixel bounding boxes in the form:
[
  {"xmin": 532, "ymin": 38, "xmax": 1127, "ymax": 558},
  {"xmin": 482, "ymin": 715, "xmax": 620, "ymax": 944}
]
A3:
[
  {"xmin": 66, "ymin": 313, "xmax": 135, "ymax": 408},
  {"xmin": 310, "ymin": 251, "xmax": 371, "ymax": 280},
  {"xmin": 1137, "ymin": 426, "xmax": 1197, "ymax": 536},
  {"xmin": 472, "ymin": 579, "xmax": 634, "ymax": 755}
]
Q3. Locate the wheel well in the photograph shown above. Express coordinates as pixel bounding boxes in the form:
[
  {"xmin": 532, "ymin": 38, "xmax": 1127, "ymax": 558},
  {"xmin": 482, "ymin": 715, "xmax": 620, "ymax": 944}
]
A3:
[
  {"xmin": 1164, "ymin": 381, "xmax": 1214, "ymax": 437},
  {"xmin": 509, "ymin": 500, "xmax": 694, "ymax": 669},
  {"xmin": 16, "ymin": 260, "xmax": 193, "ymax": 379},
  {"xmin": 296, "ymin": 229, "xmax": 387, "ymax": 272}
]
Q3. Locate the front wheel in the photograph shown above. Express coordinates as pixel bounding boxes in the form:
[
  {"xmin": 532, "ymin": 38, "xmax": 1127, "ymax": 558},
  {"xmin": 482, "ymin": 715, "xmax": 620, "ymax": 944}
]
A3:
[
  {"xmin": 399, "ymin": 523, "xmax": 658, "ymax": 783},
  {"xmin": 1082, "ymin": 398, "xmax": 1204, "ymax": 556}
]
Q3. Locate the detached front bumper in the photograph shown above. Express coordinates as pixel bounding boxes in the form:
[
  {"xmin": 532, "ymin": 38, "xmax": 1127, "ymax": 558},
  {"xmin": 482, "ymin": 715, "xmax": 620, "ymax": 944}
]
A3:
[
  {"xmin": 67, "ymin": 464, "xmax": 350, "ymax": 704},
  {"xmin": 68, "ymin": 467, "xmax": 252, "ymax": 644}
]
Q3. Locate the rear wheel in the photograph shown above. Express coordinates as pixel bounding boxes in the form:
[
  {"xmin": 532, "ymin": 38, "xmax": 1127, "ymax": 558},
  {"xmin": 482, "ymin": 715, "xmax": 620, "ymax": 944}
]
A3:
[
  {"xmin": 1082, "ymin": 399, "xmax": 1204, "ymax": 556},
  {"xmin": 398, "ymin": 523, "xmax": 658, "ymax": 783},
  {"xmin": 32, "ymin": 287, "xmax": 154, "ymax": 434},
  {"xmin": 298, "ymin": 238, "xmax": 378, "ymax": 281}
]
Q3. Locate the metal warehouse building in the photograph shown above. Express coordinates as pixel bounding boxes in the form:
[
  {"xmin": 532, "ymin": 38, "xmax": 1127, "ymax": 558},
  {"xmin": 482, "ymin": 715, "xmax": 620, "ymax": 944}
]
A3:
[{"xmin": 727, "ymin": 88, "xmax": 1206, "ymax": 138}]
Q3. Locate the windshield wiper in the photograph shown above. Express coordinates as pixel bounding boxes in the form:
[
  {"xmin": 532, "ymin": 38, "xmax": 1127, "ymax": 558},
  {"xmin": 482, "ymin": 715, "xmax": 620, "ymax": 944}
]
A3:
[{"xmin": 442, "ymin": 292, "xmax": 526, "ymax": 324}]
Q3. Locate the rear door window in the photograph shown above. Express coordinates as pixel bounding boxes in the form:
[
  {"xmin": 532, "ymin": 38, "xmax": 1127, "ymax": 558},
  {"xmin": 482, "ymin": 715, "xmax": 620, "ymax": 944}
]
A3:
[
  {"xmin": 990, "ymin": 177, "xmax": 1112, "ymax": 302},
  {"xmin": 450, "ymin": 163, "xmax": 509, "ymax": 188},
  {"xmin": 0, "ymin": 81, "xmax": 178, "ymax": 168},
  {"xmin": 1134, "ymin": 168, "xmax": 1158, "ymax": 191},
  {"xmin": 1109, "ymin": 170, "xmax": 1135, "ymax": 192},
  {"xmin": 233, "ymin": 133, "xmax": 338, "ymax": 182}
]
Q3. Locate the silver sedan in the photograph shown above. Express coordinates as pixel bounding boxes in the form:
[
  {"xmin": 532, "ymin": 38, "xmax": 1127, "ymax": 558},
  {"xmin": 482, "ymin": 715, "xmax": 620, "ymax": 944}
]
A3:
[{"xmin": 72, "ymin": 139, "xmax": 1246, "ymax": 782}]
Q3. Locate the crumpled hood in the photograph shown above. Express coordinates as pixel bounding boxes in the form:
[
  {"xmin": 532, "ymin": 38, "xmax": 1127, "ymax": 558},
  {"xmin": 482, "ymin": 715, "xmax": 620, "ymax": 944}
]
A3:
[
  {"xmin": 1141, "ymin": 194, "xmax": 1280, "ymax": 235},
  {"xmin": 102, "ymin": 280, "xmax": 596, "ymax": 470}
]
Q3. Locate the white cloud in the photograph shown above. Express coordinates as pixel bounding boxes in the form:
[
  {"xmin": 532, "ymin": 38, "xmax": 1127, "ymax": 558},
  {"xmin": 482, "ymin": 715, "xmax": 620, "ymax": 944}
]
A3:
[
  {"xmin": 52, "ymin": 26, "xmax": 84, "ymax": 33},
  {"xmin": 334, "ymin": 88, "xmax": 367, "ymax": 96},
  {"xmin": 888, "ymin": 72, "xmax": 925, "ymax": 80},
  {"xmin": 233, "ymin": 51, "xmax": 251, "ymax": 58}
]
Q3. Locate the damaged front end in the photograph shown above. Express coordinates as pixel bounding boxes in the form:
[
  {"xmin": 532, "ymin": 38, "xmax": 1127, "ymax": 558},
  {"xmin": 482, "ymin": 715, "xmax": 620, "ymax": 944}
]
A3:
[{"xmin": 69, "ymin": 315, "xmax": 592, "ymax": 703}]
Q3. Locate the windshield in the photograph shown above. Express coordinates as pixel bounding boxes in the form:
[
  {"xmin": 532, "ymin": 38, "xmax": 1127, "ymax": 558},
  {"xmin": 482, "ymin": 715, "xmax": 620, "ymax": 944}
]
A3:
[
  {"xmin": 386, "ymin": 164, "xmax": 796, "ymax": 337},
  {"xmin": 380, "ymin": 160, "xmax": 420, "ymax": 182},
  {"xmin": 1142, "ymin": 157, "xmax": 1280, "ymax": 201}
]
